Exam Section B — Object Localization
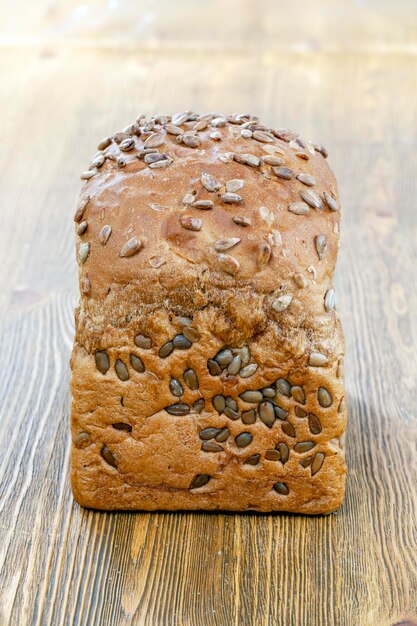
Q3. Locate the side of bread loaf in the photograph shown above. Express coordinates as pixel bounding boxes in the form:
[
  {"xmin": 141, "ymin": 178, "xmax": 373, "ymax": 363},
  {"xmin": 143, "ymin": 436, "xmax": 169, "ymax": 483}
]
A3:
[{"xmin": 70, "ymin": 112, "xmax": 347, "ymax": 513}]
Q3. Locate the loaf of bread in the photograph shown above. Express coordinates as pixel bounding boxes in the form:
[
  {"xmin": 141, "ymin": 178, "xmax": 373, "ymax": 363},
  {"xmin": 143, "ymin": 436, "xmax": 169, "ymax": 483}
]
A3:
[{"xmin": 70, "ymin": 111, "xmax": 347, "ymax": 514}]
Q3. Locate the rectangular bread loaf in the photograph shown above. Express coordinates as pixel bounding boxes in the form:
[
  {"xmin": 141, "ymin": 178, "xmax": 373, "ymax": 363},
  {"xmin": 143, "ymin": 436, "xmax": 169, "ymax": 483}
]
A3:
[{"xmin": 70, "ymin": 112, "xmax": 347, "ymax": 514}]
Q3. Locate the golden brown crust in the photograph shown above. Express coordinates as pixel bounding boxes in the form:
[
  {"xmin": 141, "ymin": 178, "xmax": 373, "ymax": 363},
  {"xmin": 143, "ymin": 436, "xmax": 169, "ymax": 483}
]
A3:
[{"xmin": 70, "ymin": 112, "xmax": 346, "ymax": 513}]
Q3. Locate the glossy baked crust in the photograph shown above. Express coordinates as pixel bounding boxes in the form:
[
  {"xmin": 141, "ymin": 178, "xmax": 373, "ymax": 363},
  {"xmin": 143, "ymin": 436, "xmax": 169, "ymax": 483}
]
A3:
[{"xmin": 70, "ymin": 112, "xmax": 347, "ymax": 513}]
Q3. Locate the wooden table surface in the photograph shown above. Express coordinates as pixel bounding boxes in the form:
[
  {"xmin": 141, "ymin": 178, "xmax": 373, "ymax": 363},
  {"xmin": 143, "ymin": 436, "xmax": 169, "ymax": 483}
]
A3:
[{"xmin": 0, "ymin": 2, "xmax": 416, "ymax": 625}]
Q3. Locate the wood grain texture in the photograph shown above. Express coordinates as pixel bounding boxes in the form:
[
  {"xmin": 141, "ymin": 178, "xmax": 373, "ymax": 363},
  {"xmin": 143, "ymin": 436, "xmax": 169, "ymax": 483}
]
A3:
[{"xmin": 0, "ymin": 2, "xmax": 416, "ymax": 625}]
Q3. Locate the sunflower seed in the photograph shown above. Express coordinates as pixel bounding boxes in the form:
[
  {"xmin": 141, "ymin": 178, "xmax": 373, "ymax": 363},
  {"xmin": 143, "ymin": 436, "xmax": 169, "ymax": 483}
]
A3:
[
  {"xmin": 262, "ymin": 155, "xmax": 284, "ymax": 166},
  {"xmin": 233, "ymin": 153, "xmax": 260, "ymax": 167},
  {"xmin": 190, "ymin": 200, "xmax": 213, "ymax": 211},
  {"xmin": 144, "ymin": 133, "xmax": 164, "ymax": 148},
  {"xmin": 224, "ymin": 407, "xmax": 239, "ymax": 420},
  {"xmin": 228, "ymin": 355, "xmax": 242, "ymax": 375},
  {"xmin": 337, "ymin": 358, "xmax": 344, "ymax": 378},
  {"xmin": 215, "ymin": 427, "xmax": 230, "ymax": 442},
  {"xmin": 218, "ymin": 254, "xmax": 240, "ymax": 275},
  {"xmin": 239, "ymin": 363, "xmax": 258, "ymax": 378},
  {"xmin": 81, "ymin": 170, "xmax": 96, "ymax": 180},
  {"xmin": 240, "ymin": 129, "xmax": 252, "ymax": 138},
  {"xmin": 308, "ymin": 413, "xmax": 322, "ymax": 434},
  {"xmin": 172, "ymin": 112, "xmax": 189, "ymax": 126},
  {"xmin": 190, "ymin": 474, "xmax": 210, "ymax": 489},
  {"xmin": 202, "ymin": 441, "xmax": 223, "ymax": 452},
  {"xmin": 182, "ymin": 134, "xmax": 201, "ymax": 148},
  {"xmin": 208, "ymin": 359, "xmax": 222, "ymax": 376},
  {"xmin": 314, "ymin": 143, "xmax": 328, "ymax": 158},
  {"xmin": 210, "ymin": 131, "xmax": 222, "ymax": 140},
  {"xmin": 288, "ymin": 202, "xmax": 309, "ymax": 215},
  {"xmin": 213, "ymin": 395, "xmax": 226, "ymax": 413},
  {"xmin": 98, "ymin": 225, "xmax": 112, "ymax": 244},
  {"xmin": 98, "ymin": 137, "xmax": 112, "ymax": 150},
  {"xmin": 272, "ymin": 295, "xmax": 293, "ymax": 312},
  {"xmin": 309, "ymin": 353, "xmax": 328, "ymax": 366},
  {"xmin": 221, "ymin": 192, "xmax": 243, "ymax": 204},
  {"xmin": 149, "ymin": 159, "xmax": 171, "ymax": 169},
  {"xmin": 311, "ymin": 452, "xmax": 325, "ymax": 475},
  {"xmin": 262, "ymin": 387, "xmax": 276, "ymax": 398},
  {"xmin": 265, "ymin": 449, "xmax": 280, "ymax": 461},
  {"xmin": 277, "ymin": 442, "xmax": 289, "ymax": 464},
  {"xmin": 112, "ymin": 422, "xmax": 132, "ymax": 432},
  {"xmin": 211, "ymin": 117, "xmax": 226, "ymax": 127},
  {"xmin": 242, "ymin": 409, "xmax": 256, "ymax": 424},
  {"xmin": 294, "ymin": 441, "xmax": 316, "ymax": 453},
  {"xmin": 282, "ymin": 421, "xmax": 296, "ymax": 437},
  {"xmin": 95, "ymin": 351, "xmax": 109, "ymax": 374},
  {"xmin": 169, "ymin": 378, "xmax": 183, "ymax": 397},
  {"xmin": 299, "ymin": 456, "xmax": 314, "ymax": 468},
  {"xmin": 117, "ymin": 157, "xmax": 126, "ymax": 168},
  {"xmin": 193, "ymin": 398, "xmax": 205, "ymax": 413},
  {"xmin": 201, "ymin": 171, "xmax": 220, "ymax": 192},
  {"xmin": 74, "ymin": 432, "xmax": 92, "ymax": 448},
  {"xmin": 180, "ymin": 216, "xmax": 202, "ymax": 231},
  {"xmin": 259, "ymin": 401, "xmax": 275, "ymax": 428},
  {"xmin": 291, "ymin": 386, "xmax": 306, "ymax": 404},
  {"xmin": 134, "ymin": 334, "xmax": 152, "ymax": 349},
  {"xmin": 273, "ymin": 482, "xmax": 289, "ymax": 495},
  {"xmin": 101, "ymin": 446, "xmax": 117, "ymax": 467},
  {"xmin": 295, "ymin": 407, "xmax": 307, "ymax": 418},
  {"xmin": 172, "ymin": 334, "xmax": 192, "ymax": 350},
  {"xmin": 274, "ymin": 405, "xmax": 288, "ymax": 420},
  {"xmin": 183, "ymin": 368, "xmax": 198, "ymax": 390},
  {"xmin": 257, "ymin": 242, "xmax": 271, "ymax": 268},
  {"xmin": 193, "ymin": 119, "xmax": 208, "ymax": 131},
  {"xmin": 240, "ymin": 390, "xmax": 263, "ymax": 403},
  {"xmin": 113, "ymin": 131, "xmax": 129, "ymax": 144},
  {"xmin": 235, "ymin": 432, "xmax": 253, "ymax": 448},
  {"xmin": 213, "ymin": 237, "xmax": 241, "ymax": 253},
  {"xmin": 226, "ymin": 179, "xmax": 244, "ymax": 193},
  {"xmin": 120, "ymin": 137, "xmax": 135, "ymax": 152},
  {"xmin": 272, "ymin": 166, "xmax": 294, "ymax": 180},
  {"xmin": 244, "ymin": 454, "xmax": 260, "ymax": 465},
  {"xmin": 78, "ymin": 242, "xmax": 90, "ymax": 264},
  {"xmin": 180, "ymin": 327, "xmax": 200, "ymax": 344},
  {"xmin": 324, "ymin": 288, "xmax": 336, "ymax": 311},
  {"xmin": 226, "ymin": 397, "xmax": 238, "ymax": 411},
  {"xmin": 315, "ymin": 234, "xmax": 327, "ymax": 260},
  {"xmin": 76, "ymin": 221, "xmax": 88, "ymax": 235},
  {"xmin": 301, "ymin": 189, "xmax": 322, "ymax": 209},
  {"xmin": 318, "ymin": 387, "xmax": 332, "ymax": 408},
  {"xmin": 276, "ymin": 378, "xmax": 291, "ymax": 396},
  {"xmin": 114, "ymin": 359, "xmax": 129, "ymax": 381},
  {"xmin": 159, "ymin": 341, "xmax": 174, "ymax": 358},
  {"xmin": 119, "ymin": 237, "xmax": 142, "ymax": 257},
  {"xmin": 90, "ymin": 154, "xmax": 105, "ymax": 169},
  {"xmin": 297, "ymin": 173, "xmax": 316, "ymax": 186},
  {"xmin": 165, "ymin": 123, "xmax": 183, "ymax": 135},
  {"xmin": 74, "ymin": 195, "xmax": 90, "ymax": 222},
  {"xmin": 182, "ymin": 192, "xmax": 196, "ymax": 205},
  {"xmin": 293, "ymin": 272, "xmax": 308, "ymax": 288},
  {"xmin": 81, "ymin": 274, "xmax": 91, "ymax": 295},
  {"xmin": 165, "ymin": 403, "xmax": 190, "ymax": 416},
  {"xmin": 339, "ymin": 397, "xmax": 347, "ymax": 413},
  {"xmin": 253, "ymin": 130, "xmax": 274, "ymax": 143},
  {"xmin": 233, "ymin": 216, "xmax": 252, "ymax": 227},
  {"xmin": 199, "ymin": 427, "xmax": 221, "ymax": 440},
  {"xmin": 144, "ymin": 152, "xmax": 165, "ymax": 164},
  {"xmin": 324, "ymin": 191, "xmax": 338, "ymax": 211},
  {"xmin": 130, "ymin": 354, "xmax": 145, "ymax": 373}
]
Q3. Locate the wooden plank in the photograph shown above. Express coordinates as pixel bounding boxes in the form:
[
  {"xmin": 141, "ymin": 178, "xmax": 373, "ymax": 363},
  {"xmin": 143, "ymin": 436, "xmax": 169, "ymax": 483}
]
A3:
[{"xmin": 0, "ymin": 10, "xmax": 416, "ymax": 626}]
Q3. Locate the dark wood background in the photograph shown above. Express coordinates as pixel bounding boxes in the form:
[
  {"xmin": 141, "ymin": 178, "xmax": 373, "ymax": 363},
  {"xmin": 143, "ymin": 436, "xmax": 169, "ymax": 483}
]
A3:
[{"xmin": 0, "ymin": 1, "xmax": 416, "ymax": 624}]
